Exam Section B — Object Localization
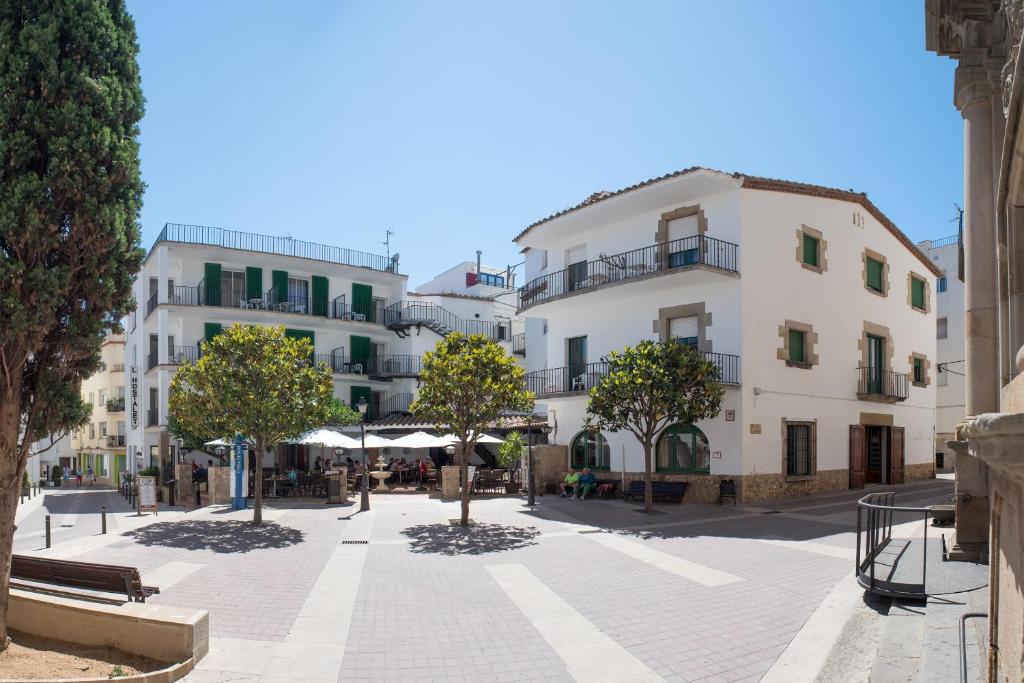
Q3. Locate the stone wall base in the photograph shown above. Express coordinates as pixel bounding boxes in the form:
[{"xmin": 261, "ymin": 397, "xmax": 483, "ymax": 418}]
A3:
[{"xmin": 905, "ymin": 461, "xmax": 936, "ymax": 482}]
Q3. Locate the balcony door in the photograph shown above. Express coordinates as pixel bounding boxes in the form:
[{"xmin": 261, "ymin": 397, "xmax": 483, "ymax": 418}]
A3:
[
  {"xmin": 567, "ymin": 336, "xmax": 587, "ymax": 392},
  {"xmin": 566, "ymin": 246, "xmax": 587, "ymax": 292},
  {"xmin": 866, "ymin": 334, "xmax": 884, "ymax": 394},
  {"xmin": 222, "ymin": 270, "xmax": 245, "ymax": 308}
]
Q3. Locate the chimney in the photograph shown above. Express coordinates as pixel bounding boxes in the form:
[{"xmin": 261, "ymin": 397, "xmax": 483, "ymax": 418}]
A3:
[{"xmin": 476, "ymin": 250, "xmax": 482, "ymax": 276}]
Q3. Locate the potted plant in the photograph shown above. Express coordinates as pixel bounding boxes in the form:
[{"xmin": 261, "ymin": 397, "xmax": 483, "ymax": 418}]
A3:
[
  {"xmin": 50, "ymin": 464, "xmax": 62, "ymax": 488},
  {"xmin": 21, "ymin": 470, "xmax": 30, "ymax": 497},
  {"xmin": 497, "ymin": 431, "xmax": 525, "ymax": 494}
]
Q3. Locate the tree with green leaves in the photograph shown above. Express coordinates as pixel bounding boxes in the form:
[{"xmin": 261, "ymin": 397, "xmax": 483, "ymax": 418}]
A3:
[
  {"xmin": 325, "ymin": 397, "xmax": 361, "ymax": 428},
  {"xmin": 0, "ymin": 0, "xmax": 143, "ymax": 648},
  {"xmin": 497, "ymin": 430, "xmax": 525, "ymax": 491},
  {"xmin": 169, "ymin": 325, "xmax": 334, "ymax": 525},
  {"xmin": 586, "ymin": 340, "xmax": 724, "ymax": 512},
  {"xmin": 167, "ymin": 413, "xmax": 223, "ymax": 464},
  {"xmin": 411, "ymin": 334, "xmax": 533, "ymax": 525}
]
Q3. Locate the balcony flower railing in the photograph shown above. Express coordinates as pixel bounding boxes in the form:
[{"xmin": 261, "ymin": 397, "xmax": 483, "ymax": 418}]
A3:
[
  {"xmin": 525, "ymin": 351, "xmax": 741, "ymax": 398},
  {"xmin": 105, "ymin": 397, "xmax": 126, "ymax": 413},
  {"xmin": 857, "ymin": 367, "xmax": 909, "ymax": 401},
  {"xmin": 517, "ymin": 234, "xmax": 739, "ymax": 311}
]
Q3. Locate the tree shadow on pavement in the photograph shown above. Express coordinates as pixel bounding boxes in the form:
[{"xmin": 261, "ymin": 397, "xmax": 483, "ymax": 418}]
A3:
[
  {"xmin": 124, "ymin": 520, "xmax": 304, "ymax": 553},
  {"xmin": 402, "ymin": 522, "xmax": 540, "ymax": 556}
]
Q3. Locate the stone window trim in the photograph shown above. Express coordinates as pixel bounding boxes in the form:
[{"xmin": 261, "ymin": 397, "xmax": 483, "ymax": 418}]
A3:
[
  {"xmin": 907, "ymin": 271, "xmax": 931, "ymax": 313},
  {"xmin": 656, "ymin": 302, "xmax": 713, "ymax": 354},
  {"xmin": 781, "ymin": 418, "xmax": 817, "ymax": 481},
  {"xmin": 858, "ymin": 321, "xmax": 895, "ymax": 374},
  {"xmin": 777, "ymin": 320, "xmax": 819, "ymax": 369},
  {"xmin": 909, "ymin": 352, "xmax": 932, "ymax": 387},
  {"xmin": 796, "ymin": 225, "xmax": 828, "ymax": 274},
  {"xmin": 862, "ymin": 248, "xmax": 890, "ymax": 298},
  {"xmin": 654, "ymin": 204, "xmax": 707, "ymax": 244}
]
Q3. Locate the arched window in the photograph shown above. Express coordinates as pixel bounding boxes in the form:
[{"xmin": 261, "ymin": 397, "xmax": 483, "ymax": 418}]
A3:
[
  {"xmin": 656, "ymin": 424, "xmax": 710, "ymax": 473},
  {"xmin": 570, "ymin": 430, "xmax": 610, "ymax": 470}
]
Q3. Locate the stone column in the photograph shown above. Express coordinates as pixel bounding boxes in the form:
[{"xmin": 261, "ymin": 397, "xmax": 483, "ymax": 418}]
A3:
[
  {"xmin": 441, "ymin": 466, "xmax": 460, "ymax": 500},
  {"xmin": 957, "ymin": 67, "xmax": 1001, "ymax": 416}
]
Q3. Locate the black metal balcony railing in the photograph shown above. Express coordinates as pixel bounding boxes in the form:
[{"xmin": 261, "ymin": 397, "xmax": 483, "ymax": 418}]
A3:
[
  {"xmin": 857, "ymin": 367, "xmax": 909, "ymax": 401},
  {"xmin": 518, "ymin": 235, "xmax": 739, "ymax": 311},
  {"xmin": 106, "ymin": 435, "xmax": 126, "ymax": 448},
  {"xmin": 146, "ymin": 350, "xmax": 158, "ymax": 371},
  {"xmin": 367, "ymin": 355, "xmax": 422, "ymax": 378},
  {"xmin": 382, "ymin": 301, "xmax": 508, "ymax": 341},
  {"xmin": 311, "ymin": 353, "xmax": 365, "ymax": 374},
  {"xmin": 145, "ymin": 290, "xmax": 158, "ymax": 317},
  {"xmin": 146, "ymin": 409, "xmax": 158, "ymax": 427},
  {"xmin": 379, "ymin": 392, "xmax": 413, "ymax": 417},
  {"xmin": 525, "ymin": 352, "xmax": 741, "ymax": 398},
  {"xmin": 330, "ymin": 295, "xmax": 384, "ymax": 324},
  {"xmin": 512, "ymin": 333, "xmax": 526, "ymax": 355},
  {"xmin": 105, "ymin": 397, "xmax": 125, "ymax": 413},
  {"xmin": 169, "ymin": 345, "xmax": 199, "ymax": 365},
  {"xmin": 153, "ymin": 223, "xmax": 396, "ymax": 273},
  {"xmin": 160, "ymin": 284, "xmax": 385, "ymax": 324}
]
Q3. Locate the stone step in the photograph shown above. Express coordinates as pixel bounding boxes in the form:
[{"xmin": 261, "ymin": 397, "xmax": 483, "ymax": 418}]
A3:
[{"xmin": 868, "ymin": 599, "xmax": 927, "ymax": 683}]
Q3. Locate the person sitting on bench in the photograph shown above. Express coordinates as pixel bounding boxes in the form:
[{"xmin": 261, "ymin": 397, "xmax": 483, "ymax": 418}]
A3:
[
  {"xmin": 574, "ymin": 468, "xmax": 597, "ymax": 500},
  {"xmin": 560, "ymin": 470, "xmax": 579, "ymax": 497}
]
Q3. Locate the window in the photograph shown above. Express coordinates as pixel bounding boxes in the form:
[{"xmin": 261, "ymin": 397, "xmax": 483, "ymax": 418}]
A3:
[
  {"xmin": 802, "ymin": 234, "xmax": 819, "ymax": 267},
  {"xmin": 100, "ymin": 422, "xmax": 107, "ymax": 437},
  {"xmin": 911, "ymin": 276, "xmax": 926, "ymax": 310},
  {"xmin": 656, "ymin": 423, "xmax": 710, "ymax": 473},
  {"xmin": 570, "ymin": 430, "xmax": 610, "ymax": 470},
  {"xmin": 88, "ymin": 392, "xmax": 94, "ymax": 407},
  {"xmin": 221, "ymin": 270, "xmax": 246, "ymax": 307},
  {"xmin": 789, "ymin": 329, "xmax": 806, "ymax": 363},
  {"xmin": 938, "ymin": 276, "xmax": 947, "ymax": 293},
  {"xmin": 167, "ymin": 279, "xmax": 175, "ymax": 299},
  {"xmin": 785, "ymin": 422, "xmax": 814, "ymax": 477},
  {"xmin": 288, "ymin": 277, "xmax": 309, "ymax": 305},
  {"xmin": 478, "ymin": 272, "xmax": 505, "ymax": 287},
  {"xmin": 670, "ymin": 316, "xmax": 699, "ymax": 348},
  {"xmin": 937, "ymin": 317, "xmax": 948, "ymax": 339},
  {"xmin": 88, "ymin": 423, "xmax": 95, "ymax": 439},
  {"xmin": 539, "ymin": 249, "xmax": 548, "ymax": 270},
  {"xmin": 98, "ymin": 389, "xmax": 106, "ymax": 406},
  {"xmin": 913, "ymin": 357, "xmax": 924, "ymax": 384},
  {"xmin": 542, "ymin": 321, "xmax": 547, "ymax": 335},
  {"xmin": 866, "ymin": 257, "xmax": 885, "ymax": 293}
]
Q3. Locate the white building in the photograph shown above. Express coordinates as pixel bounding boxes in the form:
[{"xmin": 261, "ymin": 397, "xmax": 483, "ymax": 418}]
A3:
[
  {"xmin": 124, "ymin": 225, "xmax": 517, "ymax": 476},
  {"xmin": 69, "ymin": 333, "xmax": 127, "ymax": 485},
  {"xmin": 917, "ymin": 234, "xmax": 965, "ymax": 473},
  {"xmin": 514, "ymin": 167, "xmax": 940, "ymax": 503}
]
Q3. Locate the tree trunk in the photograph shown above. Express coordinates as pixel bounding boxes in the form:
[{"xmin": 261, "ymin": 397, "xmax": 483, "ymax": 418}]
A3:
[
  {"xmin": 643, "ymin": 439, "xmax": 653, "ymax": 513},
  {"xmin": 0, "ymin": 380, "xmax": 26, "ymax": 650},
  {"xmin": 459, "ymin": 441, "xmax": 470, "ymax": 526},
  {"xmin": 253, "ymin": 441, "xmax": 264, "ymax": 525}
]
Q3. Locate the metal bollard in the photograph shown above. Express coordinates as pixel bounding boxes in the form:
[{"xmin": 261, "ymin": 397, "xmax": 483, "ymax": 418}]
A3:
[
  {"xmin": 101, "ymin": 505, "xmax": 107, "ymax": 534},
  {"xmin": 45, "ymin": 515, "xmax": 51, "ymax": 548}
]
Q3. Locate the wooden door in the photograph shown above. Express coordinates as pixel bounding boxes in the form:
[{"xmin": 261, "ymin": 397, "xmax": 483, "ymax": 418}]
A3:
[
  {"xmin": 849, "ymin": 425, "xmax": 865, "ymax": 489},
  {"xmin": 890, "ymin": 426, "xmax": 905, "ymax": 484}
]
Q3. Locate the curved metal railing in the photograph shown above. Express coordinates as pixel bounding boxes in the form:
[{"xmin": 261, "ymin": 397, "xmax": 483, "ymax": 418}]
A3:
[{"xmin": 856, "ymin": 492, "xmax": 935, "ymax": 598}]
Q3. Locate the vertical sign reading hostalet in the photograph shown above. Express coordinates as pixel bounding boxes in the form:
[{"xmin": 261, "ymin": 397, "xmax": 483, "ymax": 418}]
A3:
[
  {"xmin": 230, "ymin": 434, "xmax": 248, "ymax": 510},
  {"xmin": 130, "ymin": 365, "xmax": 139, "ymax": 429}
]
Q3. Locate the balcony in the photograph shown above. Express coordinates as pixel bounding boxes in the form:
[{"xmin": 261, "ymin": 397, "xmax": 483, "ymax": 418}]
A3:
[
  {"xmin": 512, "ymin": 333, "xmax": 526, "ymax": 356},
  {"xmin": 367, "ymin": 355, "xmax": 422, "ymax": 380},
  {"xmin": 382, "ymin": 301, "xmax": 508, "ymax": 341},
  {"xmin": 377, "ymin": 392, "xmax": 413, "ymax": 418},
  {"xmin": 152, "ymin": 223, "xmax": 397, "ymax": 272},
  {"xmin": 169, "ymin": 345, "xmax": 199, "ymax": 365},
  {"xmin": 111, "ymin": 363, "xmax": 125, "ymax": 373},
  {"xmin": 106, "ymin": 435, "xmax": 126, "ymax": 448},
  {"xmin": 525, "ymin": 351, "xmax": 741, "ymax": 399},
  {"xmin": 156, "ymin": 285, "xmax": 387, "ymax": 325},
  {"xmin": 517, "ymin": 235, "xmax": 739, "ymax": 312},
  {"xmin": 106, "ymin": 397, "xmax": 125, "ymax": 413},
  {"xmin": 856, "ymin": 367, "xmax": 909, "ymax": 402},
  {"xmin": 312, "ymin": 353, "xmax": 364, "ymax": 375}
]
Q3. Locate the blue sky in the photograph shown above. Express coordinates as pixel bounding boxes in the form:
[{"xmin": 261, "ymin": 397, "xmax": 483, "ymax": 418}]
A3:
[{"xmin": 128, "ymin": 1, "xmax": 962, "ymax": 286}]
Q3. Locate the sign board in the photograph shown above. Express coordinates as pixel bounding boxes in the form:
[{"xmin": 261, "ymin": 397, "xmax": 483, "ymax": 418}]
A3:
[
  {"xmin": 137, "ymin": 475, "xmax": 158, "ymax": 515},
  {"xmin": 129, "ymin": 366, "xmax": 139, "ymax": 429},
  {"xmin": 230, "ymin": 439, "xmax": 248, "ymax": 510},
  {"xmin": 725, "ymin": 410, "xmax": 735, "ymax": 422}
]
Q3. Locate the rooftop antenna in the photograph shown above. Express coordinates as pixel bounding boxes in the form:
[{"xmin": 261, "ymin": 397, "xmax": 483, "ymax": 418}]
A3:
[{"xmin": 381, "ymin": 229, "xmax": 394, "ymax": 261}]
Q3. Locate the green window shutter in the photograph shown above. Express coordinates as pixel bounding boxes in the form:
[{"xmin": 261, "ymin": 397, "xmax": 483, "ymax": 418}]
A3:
[
  {"xmin": 786, "ymin": 425, "xmax": 797, "ymax": 475},
  {"xmin": 789, "ymin": 329, "xmax": 805, "ymax": 363},
  {"xmin": 350, "ymin": 385, "xmax": 371, "ymax": 413},
  {"xmin": 246, "ymin": 267, "xmax": 262, "ymax": 301},
  {"xmin": 802, "ymin": 234, "xmax": 819, "ymax": 267},
  {"xmin": 312, "ymin": 275, "xmax": 329, "ymax": 316},
  {"xmin": 272, "ymin": 270, "xmax": 288, "ymax": 305},
  {"xmin": 911, "ymin": 278, "xmax": 925, "ymax": 309},
  {"xmin": 350, "ymin": 335, "xmax": 371, "ymax": 369},
  {"xmin": 203, "ymin": 323, "xmax": 223, "ymax": 355},
  {"xmin": 352, "ymin": 283, "xmax": 373, "ymax": 322},
  {"xmin": 914, "ymin": 357, "xmax": 923, "ymax": 383},
  {"xmin": 866, "ymin": 257, "xmax": 884, "ymax": 292},
  {"xmin": 204, "ymin": 263, "xmax": 222, "ymax": 306}
]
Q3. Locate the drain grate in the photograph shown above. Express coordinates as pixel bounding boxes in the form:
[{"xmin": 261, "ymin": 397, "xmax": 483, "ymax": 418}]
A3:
[
  {"xmin": 342, "ymin": 540, "xmax": 369, "ymax": 544},
  {"xmin": 577, "ymin": 530, "xmax": 602, "ymax": 534}
]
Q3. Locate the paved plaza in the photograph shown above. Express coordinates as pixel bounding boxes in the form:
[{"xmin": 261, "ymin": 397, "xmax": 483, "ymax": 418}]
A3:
[{"xmin": 11, "ymin": 478, "xmax": 977, "ymax": 682}]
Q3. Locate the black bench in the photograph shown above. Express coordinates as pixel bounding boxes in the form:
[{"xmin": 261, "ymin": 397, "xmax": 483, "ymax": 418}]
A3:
[
  {"xmin": 10, "ymin": 555, "xmax": 159, "ymax": 603},
  {"xmin": 622, "ymin": 480, "xmax": 689, "ymax": 504}
]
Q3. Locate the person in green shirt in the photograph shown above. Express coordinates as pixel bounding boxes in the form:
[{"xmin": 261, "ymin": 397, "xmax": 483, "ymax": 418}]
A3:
[
  {"xmin": 561, "ymin": 470, "xmax": 579, "ymax": 497},
  {"xmin": 574, "ymin": 468, "xmax": 598, "ymax": 500}
]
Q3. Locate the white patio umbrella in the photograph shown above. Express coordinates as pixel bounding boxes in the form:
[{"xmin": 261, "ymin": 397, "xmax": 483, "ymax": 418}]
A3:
[
  {"xmin": 358, "ymin": 434, "xmax": 394, "ymax": 449},
  {"xmin": 388, "ymin": 431, "xmax": 450, "ymax": 449},
  {"xmin": 204, "ymin": 437, "xmax": 254, "ymax": 447},
  {"xmin": 289, "ymin": 428, "xmax": 361, "ymax": 449},
  {"xmin": 440, "ymin": 432, "xmax": 503, "ymax": 445}
]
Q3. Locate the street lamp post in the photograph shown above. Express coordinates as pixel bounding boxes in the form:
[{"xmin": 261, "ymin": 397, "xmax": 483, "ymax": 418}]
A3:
[
  {"xmin": 357, "ymin": 397, "xmax": 369, "ymax": 512},
  {"xmin": 527, "ymin": 419, "xmax": 536, "ymax": 507}
]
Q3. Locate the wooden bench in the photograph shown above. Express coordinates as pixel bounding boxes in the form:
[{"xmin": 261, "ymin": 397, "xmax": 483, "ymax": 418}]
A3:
[
  {"xmin": 622, "ymin": 480, "xmax": 689, "ymax": 504},
  {"xmin": 10, "ymin": 555, "xmax": 159, "ymax": 603}
]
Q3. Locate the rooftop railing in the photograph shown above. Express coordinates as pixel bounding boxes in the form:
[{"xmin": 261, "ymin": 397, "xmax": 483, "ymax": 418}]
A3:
[
  {"xmin": 925, "ymin": 234, "xmax": 959, "ymax": 248},
  {"xmin": 518, "ymin": 234, "xmax": 739, "ymax": 311},
  {"xmin": 152, "ymin": 223, "xmax": 397, "ymax": 272}
]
